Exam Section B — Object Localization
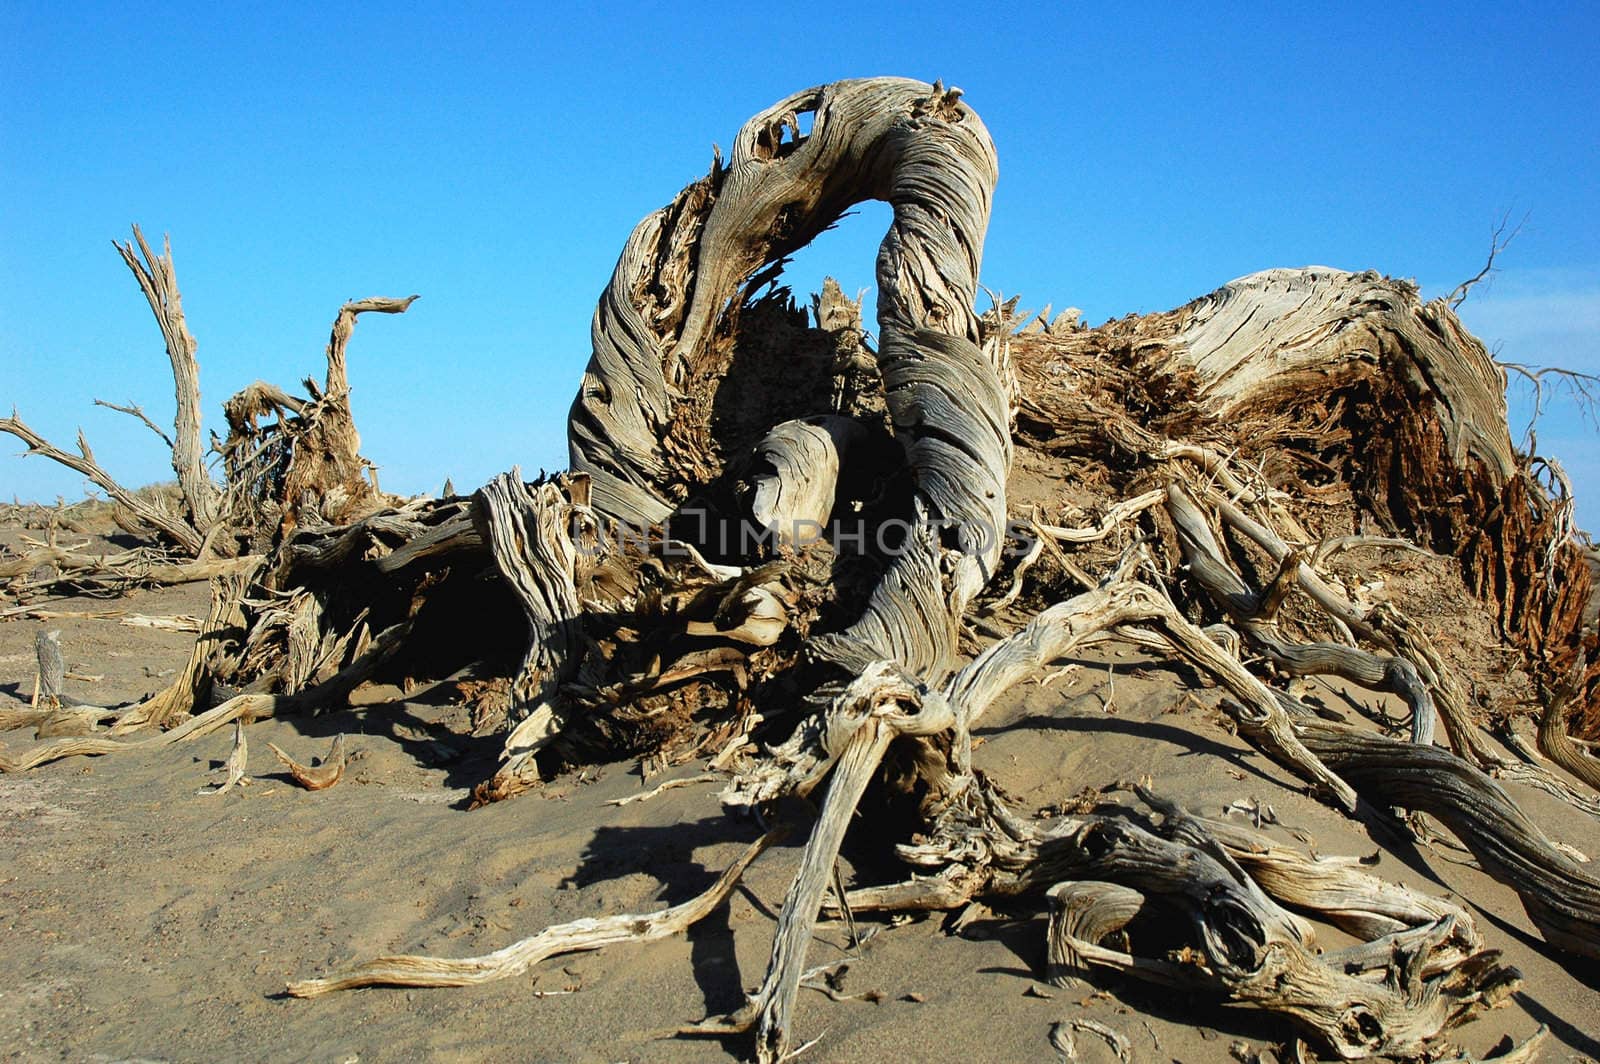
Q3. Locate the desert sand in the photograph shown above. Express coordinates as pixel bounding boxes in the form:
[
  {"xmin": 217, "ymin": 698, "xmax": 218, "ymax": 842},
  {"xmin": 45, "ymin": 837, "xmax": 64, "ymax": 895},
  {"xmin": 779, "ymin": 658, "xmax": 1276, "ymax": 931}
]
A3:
[{"xmin": 3, "ymin": 522, "xmax": 1597, "ymax": 1064}]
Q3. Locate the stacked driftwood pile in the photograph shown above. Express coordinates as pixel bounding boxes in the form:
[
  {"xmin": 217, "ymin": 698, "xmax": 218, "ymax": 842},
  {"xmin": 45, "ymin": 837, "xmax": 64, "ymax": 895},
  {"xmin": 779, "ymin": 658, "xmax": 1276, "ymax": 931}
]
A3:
[{"xmin": 4, "ymin": 78, "xmax": 1598, "ymax": 1061}]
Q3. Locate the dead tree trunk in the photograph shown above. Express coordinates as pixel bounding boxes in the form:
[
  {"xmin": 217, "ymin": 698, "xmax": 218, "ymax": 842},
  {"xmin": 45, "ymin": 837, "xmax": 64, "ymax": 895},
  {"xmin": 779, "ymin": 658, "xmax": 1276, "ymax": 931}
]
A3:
[
  {"xmin": 8, "ymin": 77, "xmax": 1597, "ymax": 1061},
  {"xmin": 32, "ymin": 628, "xmax": 64, "ymax": 710},
  {"xmin": 113, "ymin": 225, "xmax": 219, "ymax": 533},
  {"xmin": 274, "ymin": 295, "xmax": 417, "ymax": 535},
  {"xmin": 2, "ymin": 226, "xmax": 216, "ymax": 555}
]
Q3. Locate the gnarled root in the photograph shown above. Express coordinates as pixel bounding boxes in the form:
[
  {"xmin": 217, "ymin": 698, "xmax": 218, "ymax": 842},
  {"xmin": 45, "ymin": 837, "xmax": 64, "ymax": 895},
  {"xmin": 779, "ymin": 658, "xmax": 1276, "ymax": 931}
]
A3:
[
  {"xmin": 1297, "ymin": 721, "xmax": 1600, "ymax": 960},
  {"xmin": 900, "ymin": 779, "xmax": 1518, "ymax": 1059}
]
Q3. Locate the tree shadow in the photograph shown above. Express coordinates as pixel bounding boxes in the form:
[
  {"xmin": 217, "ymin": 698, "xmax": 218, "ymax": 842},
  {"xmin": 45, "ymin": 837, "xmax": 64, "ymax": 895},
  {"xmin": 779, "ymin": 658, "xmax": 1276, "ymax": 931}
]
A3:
[
  {"xmin": 960, "ymin": 905, "xmax": 1307, "ymax": 1049},
  {"xmin": 1515, "ymin": 989, "xmax": 1600, "ymax": 1056},
  {"xmin": 1345, "ymin": 800, "xmax": 1457, "ymax": 892},
  {"xmin": 562, "ymin": 812, "xmax": 797, "ymax": 1053},
  {"xmin": 986, "ymin": 710, "xmax": 1284, "ymax": 791},
  {"xmin": 1466, "ymin": 902, "xmax": 1600, "ymax": 991},
  {"xmin": 269, "ymin": 697, "xmax": 500, "ymax": 805}
]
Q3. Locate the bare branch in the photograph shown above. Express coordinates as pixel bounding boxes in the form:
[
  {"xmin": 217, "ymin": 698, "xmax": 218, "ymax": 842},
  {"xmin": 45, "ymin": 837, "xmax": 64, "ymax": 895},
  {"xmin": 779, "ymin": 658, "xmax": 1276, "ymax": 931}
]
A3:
[
  {"xmin": 1447, "ymin": 209, "xmax": 1528, "ymax": 309},
  {"xmin": 0, "ymin": 409, "xmax": 203, "ymax": 554},
  {"xmin": 324, "ymin": 295, "xmax": 419, "ymax": 399},
  {"xmin": 93, "ymin": 398, "xmax": 175, "ymax": 449},
  {"xmin": 1501, "ymin": 360, "xmax": 1600, "ymax": 442}
]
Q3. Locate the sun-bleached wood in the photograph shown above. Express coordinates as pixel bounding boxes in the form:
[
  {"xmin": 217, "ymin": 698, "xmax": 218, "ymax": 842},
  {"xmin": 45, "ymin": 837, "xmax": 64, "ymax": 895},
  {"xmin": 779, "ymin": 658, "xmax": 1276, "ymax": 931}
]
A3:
[{"xmin": 113, "ymin": 226, "xmax": 220, "ymax": 533}]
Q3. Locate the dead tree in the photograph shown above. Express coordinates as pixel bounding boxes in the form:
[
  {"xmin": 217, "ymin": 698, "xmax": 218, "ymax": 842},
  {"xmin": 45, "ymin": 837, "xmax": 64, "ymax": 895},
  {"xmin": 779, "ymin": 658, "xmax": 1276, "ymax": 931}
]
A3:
[
  {"xmin": 113, "ymin": 227, "xmax": 219, "ymax": 533},
  {"xmin": 3, "ymin": 228, "xmax": 214, "ymax": 555},
  {"xmin": 1, "ymin": 224, "xmax": 415, "ymax": 588},
  {"xmin": 4, "ymin": 78, "xmax": 1596, "ymax": 1060}
]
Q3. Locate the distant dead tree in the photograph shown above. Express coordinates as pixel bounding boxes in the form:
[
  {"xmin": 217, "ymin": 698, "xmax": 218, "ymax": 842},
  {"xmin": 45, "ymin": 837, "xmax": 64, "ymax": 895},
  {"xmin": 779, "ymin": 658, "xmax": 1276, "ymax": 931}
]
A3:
[{"xmin": 1, "ymin": 225, "xmax": 416, "ymax": 590}]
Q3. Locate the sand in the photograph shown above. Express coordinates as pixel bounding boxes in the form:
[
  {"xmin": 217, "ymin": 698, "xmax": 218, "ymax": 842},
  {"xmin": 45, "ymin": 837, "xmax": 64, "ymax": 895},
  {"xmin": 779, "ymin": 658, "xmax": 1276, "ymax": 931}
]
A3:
[{"xmin": 2, "ymin": 522, "xmax": 1598, "ymax": 1063}]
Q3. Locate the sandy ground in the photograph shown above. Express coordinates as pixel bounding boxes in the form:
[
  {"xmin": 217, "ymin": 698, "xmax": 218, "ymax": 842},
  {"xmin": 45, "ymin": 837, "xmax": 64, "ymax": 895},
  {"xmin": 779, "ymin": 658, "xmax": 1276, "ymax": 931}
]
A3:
[{"xmin": 2, "ymin": 526, "xmax": 1599, "ymax": 1063}]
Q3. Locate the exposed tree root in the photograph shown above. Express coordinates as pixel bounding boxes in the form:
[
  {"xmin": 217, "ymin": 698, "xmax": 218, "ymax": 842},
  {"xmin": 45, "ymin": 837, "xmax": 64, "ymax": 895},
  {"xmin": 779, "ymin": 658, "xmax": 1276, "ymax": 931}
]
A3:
[
  {"xmin": 0, "ymin": 620, "xmax": 407, "ymax": 773},
  {"xmin": 1298, "ymin": 722, "xmax": 1600, "ymax": 960},
  {"xmin": 10, "ymin": 76, "xmax": 1599, "ymax": 1061},
  {"xmin": 1035, "ymin": 798, "xmax": 1519, "ymax": 1060},
  {"xmin": 1536, "ymin": 661, "xmax": 1600, "ymax": 795}
]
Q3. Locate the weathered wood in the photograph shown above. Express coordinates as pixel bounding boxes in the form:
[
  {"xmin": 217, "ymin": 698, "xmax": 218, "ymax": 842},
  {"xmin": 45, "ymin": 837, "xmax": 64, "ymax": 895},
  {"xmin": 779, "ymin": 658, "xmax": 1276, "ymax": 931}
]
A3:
[
  {"xmin": 1040, "ymin": 819, "xmax": 1513, "ymax": 1060},
  {"xmin": 748, "ymin": 416, "xmax": 864, "ymax": 541},
  {"xmin": 92, "ymin": 398, "xmax": 175, "ymax": 449},
  {"xmin": 809, "ymin": 517, "xmax": 956, "ymax": 675},
  {"xmin": 724, "ymin": 665, "xmax": 954, "ymax": 1062},
  {"xmin": 1202, "ymin": 486, "xmax": 1499, "ymax": 765},
  {"xmin": 570, "ymin": 78, "xmax": 1009, "ymax": 687},
  {"xmin": 198, "ymin": 719, "xmax": 249, "ymax": 796},
  {"xmin": 747, "ymin": 698, "xmax": 898, "ymax": 1061},
  {"xmin": 1034, "ymin": 489, "xmax": 1164, "ymax": 545},
  {"xmin": 0, "ymin": 542, "xmax": 260, "ymax": 593},
  {"xmin": 36, "ymin": 74, "xmax": 1590, "ymax": 1064},
  {"xmin": 111, "ymin": 561, "xmax": 258, "ymax": 734},
  {"xmin": 112, "ymin": 225, "xmax": 219, "ymax": 533},
  {"xmin": 1297, "ymin": 720, "xmax": 1600, "ymax": 960},
  {"xmin": 1196, "ymin": 812, "xmax": 1483, "ymax": 945},
  {"xmin": 471, "ymin": 471, "xmax": 589, "ymax": 803},
  {"xmin": 285, "ymin": 828, "xmax": 782, "ymax": 996},
  {"xmin": 33, "ymin": 628, "xmax": 65, "ymax": 711},
  {"xmin": 0, "ymin": 414, "xmax": 205, "ymax": 554},
  {"xmin": 1013, "ymin": 265, "xmax": 1596, "ymax": 731},
  {"xmin": 1537, "ymin": 663, "xmax": 1600, "ymax": 795},
  {"xmin": 894, "ymin": 779, "xmax": 1517, "ymax": 1058},
  {"xmin": 1143, "ymin": 586, "xmax": 1361, "ymax": 811},
  {"xmin": 276, "ymin": 295, "xmax": 417, "ymax": 533},
  {"xmin": 1045, "ymin": 881, "xmax": 1151, "ymax": 987},
  {"xmin": 266, "ymin": 733, "xmax": 347, "ymax": 791},
  {"xmin": 1166, "ymin": 482, "xmax": 1438, "ymax": 745},
  {"xmin": 1171, "ymin": 268, "xmax": 1514, "ymax": 480},
  {"xmin": 0, "ymin": 620, "xmax": 408, "ymax": 774}
]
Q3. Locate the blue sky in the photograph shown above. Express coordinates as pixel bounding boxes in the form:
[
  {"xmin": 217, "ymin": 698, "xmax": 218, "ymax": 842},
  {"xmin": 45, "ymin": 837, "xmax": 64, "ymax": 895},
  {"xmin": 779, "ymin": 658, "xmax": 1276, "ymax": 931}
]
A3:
[{"xmin": 3, "ymin": 3, "xmax": 1596, "ymax": 528}]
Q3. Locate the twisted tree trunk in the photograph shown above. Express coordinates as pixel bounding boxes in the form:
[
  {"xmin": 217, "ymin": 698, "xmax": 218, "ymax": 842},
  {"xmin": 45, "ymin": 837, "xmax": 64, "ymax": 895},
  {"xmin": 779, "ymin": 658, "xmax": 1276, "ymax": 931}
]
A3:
[{"xmin": 7, "ymin": 77, "xmax": 1596, "ymax": 1062}]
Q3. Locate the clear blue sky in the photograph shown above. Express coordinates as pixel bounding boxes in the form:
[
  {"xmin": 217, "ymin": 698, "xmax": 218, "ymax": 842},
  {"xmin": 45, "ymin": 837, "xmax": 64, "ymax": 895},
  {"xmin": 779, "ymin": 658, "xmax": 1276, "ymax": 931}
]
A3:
[{"xmin": 3, "ymin": 3, "xmax": 1596, "ymax": 528}]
